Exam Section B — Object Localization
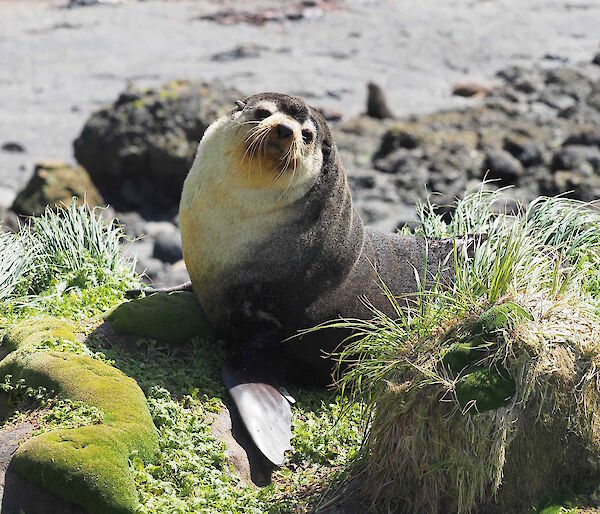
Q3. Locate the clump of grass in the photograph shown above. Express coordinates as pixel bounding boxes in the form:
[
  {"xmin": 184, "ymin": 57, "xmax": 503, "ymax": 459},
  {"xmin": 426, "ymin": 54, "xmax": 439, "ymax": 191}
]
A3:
[
  {"xmin": 329, "ymin": 188, "xmax": 600, "ymax": 513},
  {"xmin": 0, "ymin": 199, "xmax": 136, "ymax": 319},
  {"xmin": 0, "ymin": 230, "xmax": 33, "ymax": 301}
]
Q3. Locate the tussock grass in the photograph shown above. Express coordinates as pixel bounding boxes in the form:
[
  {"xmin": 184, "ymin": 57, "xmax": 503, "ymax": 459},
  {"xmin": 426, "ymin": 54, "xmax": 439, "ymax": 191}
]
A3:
[
  {"xmin": 0, "ymin": 200, "xmax": 136, "ymax": 318},
  {"xmin": 329, "ymin": 187, "xmax": 600, "ymax": 513}
]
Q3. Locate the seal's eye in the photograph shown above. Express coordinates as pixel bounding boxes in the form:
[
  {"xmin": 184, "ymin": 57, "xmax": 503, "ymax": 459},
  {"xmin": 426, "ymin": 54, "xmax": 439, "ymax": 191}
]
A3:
[
  {"xmin": 254, "ymin": 108, "xmax": 272, "ymax": 121},
  {"xmin": 302, "ymin": 129, "xmax": 314, "ymax": 144}
]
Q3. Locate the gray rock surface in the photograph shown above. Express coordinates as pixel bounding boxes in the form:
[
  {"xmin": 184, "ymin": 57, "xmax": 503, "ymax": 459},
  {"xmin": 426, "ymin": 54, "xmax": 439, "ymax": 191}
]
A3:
[{"xmin": 343, "ymin": 63, "xmax": 600, "ymax": 230}]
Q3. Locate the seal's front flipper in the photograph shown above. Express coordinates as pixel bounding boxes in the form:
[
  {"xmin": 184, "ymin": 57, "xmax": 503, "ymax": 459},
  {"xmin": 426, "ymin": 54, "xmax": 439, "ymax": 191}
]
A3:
[{"xmin": 222, "ymin": 362, "xmax": 292, "ymax": 466}]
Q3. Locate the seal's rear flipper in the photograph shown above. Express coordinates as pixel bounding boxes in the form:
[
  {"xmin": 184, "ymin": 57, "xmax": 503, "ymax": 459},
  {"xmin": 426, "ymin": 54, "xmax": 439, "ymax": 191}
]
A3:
[{"xmin": 222, "ymin": 362, "xmax": 292, "ymax": 466}]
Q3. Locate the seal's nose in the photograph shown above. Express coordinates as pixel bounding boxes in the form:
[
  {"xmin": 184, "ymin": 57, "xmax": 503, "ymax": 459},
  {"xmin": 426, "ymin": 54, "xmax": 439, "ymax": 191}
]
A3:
[{"xmin": 276, "ymin": 123, "xmax": 294, "ymax": 139}]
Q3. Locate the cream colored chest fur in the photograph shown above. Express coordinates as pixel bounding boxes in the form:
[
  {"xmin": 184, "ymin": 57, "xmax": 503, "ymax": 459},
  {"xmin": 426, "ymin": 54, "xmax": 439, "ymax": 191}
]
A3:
[{"xmin": 179, "ymin": 119, "xmax": 285, "ymax": 293}]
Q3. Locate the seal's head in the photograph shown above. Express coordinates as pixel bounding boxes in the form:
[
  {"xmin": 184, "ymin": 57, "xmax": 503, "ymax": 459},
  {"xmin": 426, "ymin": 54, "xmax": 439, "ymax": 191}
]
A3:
[
  {"xmin": 186, "ymin": 93, "xmax": 332, "ymax": 204},
  {"xmin": 229, "ymin": 93, "xmax": 325, "ymax": 188}
]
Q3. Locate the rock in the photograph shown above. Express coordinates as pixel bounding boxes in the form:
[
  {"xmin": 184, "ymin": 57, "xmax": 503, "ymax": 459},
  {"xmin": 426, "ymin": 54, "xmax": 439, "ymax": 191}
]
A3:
[
  {"xmin": 142, "ymin": 220, "xmax": 178, "ymax": 238},
  {"xmin": 334, "ymin": 115, "xmax": 388, "ymax": 170},
  {"xmin": 374, "ymin": 150, "xmax": 428, "ymax": 180},
  {"xmin": 152, "ymin": 227, "xmax": 183, "ymax": 264},
  {"xmin": 0, "ymin": 187, "xmax": 16, "ymax": 211},
  {"xmin": 153, "ymin": 259, "xmax": 190, "ymax": 288},
  {"xmin": 562, "ymin": 125, "xmax": 600, "ymax": 146},
  {"xmin": 0, "ymin": 317, "xmax": 158, "ymax": 514},
  {"xmin": 115, "ymin": 210, "xmax": 147, "ymax": 238},
  {"xmin": 137, "ymin": 256, "xmax": 165, "ymax": 281},
  {"xmin": 211, "ymin": 44, "xmax": 264, "ymax": 62},
  {"xmin": 538, "ymin": 92, "xmax": 576, "ymax": 112},
  {"xmin": 314, "ymin": 106, "xmax": 343, "ymax": 122},
  {"xmin": 552, "ymin": 145, "xmax": 600, "ymax": 173},
  {"xmin": 593, "ymin": 52, "xmax": 600, "ymax": 66},
  {"xmin": 11, "ymin": 160, "xmax": 104, "ymax": 216},
  {"xmin": 366, "ymin": 82, "xmax": 395, "ymax": 119},
  {"xmin": 374, "ymin": 125, "xmax": 420, "ymax": 159},
  {"xmin": 0, "ymin": 209, "xmax": 20, "ymax": 233},
  {"xmin": 452, "ymin": 81, "xmax": 490, "ymax": 98},
  {"xmin": 503, "ymin": 134, "xmax": 545, "ymax": 167},
  {"xmin": 1, "ymin": 142, "xmax": 25, "ymax": 153},
  {"xmin": 496, "ymin": 66, "xmax": 542, "ymax": 94},
  {"xmin": 482, "ymin": 149, "xmax": 524, "ymax": 185},
  {"xmin": 105, "ymin": 291, "xmax": 212, "ymax": 343},
  {"xmin": 73, "ymin": 81, "xmax": 242, "ymax": 215}
]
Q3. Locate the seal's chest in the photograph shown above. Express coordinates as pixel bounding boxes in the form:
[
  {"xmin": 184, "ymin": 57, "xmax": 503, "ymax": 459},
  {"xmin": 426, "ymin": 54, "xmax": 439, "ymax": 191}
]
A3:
[{"xmin": 179, "ymin": 179, "xmax": 284, "ymax": 292}]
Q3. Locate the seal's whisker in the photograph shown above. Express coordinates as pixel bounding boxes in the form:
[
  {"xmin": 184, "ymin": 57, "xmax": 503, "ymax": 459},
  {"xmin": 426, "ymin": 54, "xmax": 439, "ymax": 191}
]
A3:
[
  {"xmin": 277, "ymin": 147, "xmax": 298, "ymax": 201},
  {"xmin": 274, "ymin": 141, "xmax": 294, "ymax": 182},
  {"xmin": 245, "ymin": 125, "xmax": 268, "ymax": 144},
  {"xmin": 243, "ymin": 125, "xmax": 270, "ymax": 164}
]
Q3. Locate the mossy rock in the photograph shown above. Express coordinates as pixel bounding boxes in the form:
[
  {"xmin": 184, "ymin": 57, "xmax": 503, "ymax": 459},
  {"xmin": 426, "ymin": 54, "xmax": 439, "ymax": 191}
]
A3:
[
  {"xmin": 0, "ymin": 317, "xmax": 158, "ymax": 514},
  {"xmin": 441, "ymin": 334, "xmax": 492, "ymax": 373},
  {"xmin": 455, "ymin": 366, "xmax": 516, "ymax": 412},
  {"xmin": 11, "ymin": 160, "xmax": 104, "ymax": 216},
  {"xmin": 105, "ymin": 291, "xmax": 212, "ymax": 343},
  {"xmin": 1, "ymin": 316, "xmax": 76, "ymax": 354}
]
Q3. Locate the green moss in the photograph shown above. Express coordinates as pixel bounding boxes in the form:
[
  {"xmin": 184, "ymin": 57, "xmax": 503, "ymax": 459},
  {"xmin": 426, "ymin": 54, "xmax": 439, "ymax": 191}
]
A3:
[
  {"xmin": 442, "ymin": 303, "xmax": 533, "ymax": 374},
  {"xmin": 441, "ymin": 335, "xmax": 492, "ymax": 373},
  {"xmin": 0, "ymin": 316, "xmax": 157, "ymax": 513},
  {"xmin": 1, "ymin": 316, "xmax": 76, "ymax": 354},
  {"xmin": 105, "ymin": 292, "xmax": 212, "ymax": 343},
  {"xmin": 472, "ymin": 302, "xmax": 533, "ymax": 334},
  {"xmin": 455, "ymin": 366, "xmax": 516, "ymax": 412},
  {"xmin": 0, "ymin": 350, "xmax": 157, "ymax": 514}
]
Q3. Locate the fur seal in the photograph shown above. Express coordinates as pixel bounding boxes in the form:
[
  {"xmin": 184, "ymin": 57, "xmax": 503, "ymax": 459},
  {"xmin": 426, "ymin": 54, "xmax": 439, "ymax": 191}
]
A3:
[
  {"xmin": 177, "ymin": 93, "xmax": 459, "ymax": 465},
  {"xmin": 366, "ymin": 82, "xmax": 395, "ymax": 119}
]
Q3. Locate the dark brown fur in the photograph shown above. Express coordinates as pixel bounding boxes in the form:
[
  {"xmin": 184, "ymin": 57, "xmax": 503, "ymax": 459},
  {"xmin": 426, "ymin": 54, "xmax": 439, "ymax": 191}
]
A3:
[{"xmin": 366, "ymin": 82, "xmax": 395, "ymax": 119}]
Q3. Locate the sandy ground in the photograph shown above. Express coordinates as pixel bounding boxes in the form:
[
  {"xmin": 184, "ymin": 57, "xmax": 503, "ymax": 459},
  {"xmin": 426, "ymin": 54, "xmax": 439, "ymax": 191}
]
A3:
[{"xmin": 0, "ymin": 0, "xmax": 599, "ymax": 207}]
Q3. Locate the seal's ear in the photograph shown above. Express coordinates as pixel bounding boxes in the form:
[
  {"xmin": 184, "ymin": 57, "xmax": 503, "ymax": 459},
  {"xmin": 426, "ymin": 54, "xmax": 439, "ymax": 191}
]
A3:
[{"xmin": 235, "ymin": 100, "xmax": 246, "ymax": 111}]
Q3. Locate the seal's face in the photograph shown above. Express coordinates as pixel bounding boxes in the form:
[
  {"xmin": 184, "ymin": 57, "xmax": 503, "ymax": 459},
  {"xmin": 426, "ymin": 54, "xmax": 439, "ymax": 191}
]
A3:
[{"xmin": 221, "ymin": 93, "xmax": 324, "ymax": 194}]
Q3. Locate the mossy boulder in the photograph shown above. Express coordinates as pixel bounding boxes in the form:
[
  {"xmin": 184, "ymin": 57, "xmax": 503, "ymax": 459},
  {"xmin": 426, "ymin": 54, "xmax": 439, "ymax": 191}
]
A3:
[
  {"xmin": 73, "ymin": 81, "xmax": 242, "ymax": 214},
  {"xmin": 11, "ymin": 160, "xmax": 104, "ymax": 216},
  {"xmin": 105, "ymin": 291, "xmax": 212, "ymax": 343},
  {"xmin": 1, "ymin": 316, "xmax": 76, "ymax": 354},
  {"xmin": 362, "ymin": 297, "xmax": 600, "ymax": 513},
  {"xmin": 0, "ymin": 317, "xmax": 158, "ymax": 514}
]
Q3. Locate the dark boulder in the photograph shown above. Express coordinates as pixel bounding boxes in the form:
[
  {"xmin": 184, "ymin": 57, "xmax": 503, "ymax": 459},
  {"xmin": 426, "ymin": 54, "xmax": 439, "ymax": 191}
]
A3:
[
  {"xmin": 73, "ymin": 81, "xmax": 242, "ymax": 216},
  {"xmin": 482, "ymin": 150, "xmax": 524, "ymax": 186}
]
